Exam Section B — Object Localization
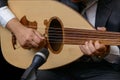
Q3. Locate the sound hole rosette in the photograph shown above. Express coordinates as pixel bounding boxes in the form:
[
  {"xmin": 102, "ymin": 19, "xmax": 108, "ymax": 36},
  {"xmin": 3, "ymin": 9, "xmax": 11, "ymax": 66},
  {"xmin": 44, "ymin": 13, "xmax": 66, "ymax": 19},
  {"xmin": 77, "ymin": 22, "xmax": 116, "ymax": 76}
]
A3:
[{"xmin": 44, "ymin": 16, "xmax": 64, "ymax": 54}]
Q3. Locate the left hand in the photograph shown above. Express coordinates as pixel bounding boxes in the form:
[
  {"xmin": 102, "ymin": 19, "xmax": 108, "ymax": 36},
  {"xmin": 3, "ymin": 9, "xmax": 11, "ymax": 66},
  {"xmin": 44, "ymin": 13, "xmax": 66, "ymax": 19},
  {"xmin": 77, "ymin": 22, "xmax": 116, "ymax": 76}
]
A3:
[
  {"xmin": 79, "ymin": 40, "xmax": 109, "ymax": 58},
  {"xmin": 79, "ymin": 27, "xmax": 110, "ymax": 58}
]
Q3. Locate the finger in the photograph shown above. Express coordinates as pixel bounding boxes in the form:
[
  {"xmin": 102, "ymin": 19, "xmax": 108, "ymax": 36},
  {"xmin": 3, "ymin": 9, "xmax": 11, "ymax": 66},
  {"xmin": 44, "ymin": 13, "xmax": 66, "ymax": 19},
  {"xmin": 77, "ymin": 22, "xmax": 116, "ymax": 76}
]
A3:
[
  {"xmin": 34, "ymin": 30, "xmax": 45, "ymax": 39},
  {"xmin": 85, "ymin": 41, "xmax": 94, "ymax": 55},
  {"xmin": 33, "ymin": 35, "xmax": 41, "ymax": 44},
  {"xmin": 88, "ymin": 40, "xmax": 96, "ymax": 53},
  {"xmin": 33, "ymin": 31, "xmax": 45, "ymax": 45},
  {"xmin": 79, "ymin": 45, "xmax": 87, "ymax": 54},
  {"xmin": 94, "ymin": 41, "xmax": 102, "ymax": 49},
  {"xmin": 81, "ymin": 41, "xmax": 92, "ymax": 55},
  {"xmin": 22, "ymin": 42, "xmax": 33, "ymax": 49},
  {"xmin": 94, "ymin": 41, "xmax": 106, "ymax": 56},
  {"xmin": 97, "ymin": 27, "xmax": 106, "ymax": 31},
  {"xmin": 30, "ymin": 39, "xmax": 39, "ymax": 48}
]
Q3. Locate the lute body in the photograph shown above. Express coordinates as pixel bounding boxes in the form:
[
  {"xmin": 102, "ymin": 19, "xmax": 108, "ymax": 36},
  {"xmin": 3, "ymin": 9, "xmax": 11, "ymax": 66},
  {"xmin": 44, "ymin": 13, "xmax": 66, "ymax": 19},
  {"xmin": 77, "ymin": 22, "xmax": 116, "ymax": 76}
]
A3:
[{"xmin": 1, "ymin": 0, "xmax": 120, "ymax": 70}]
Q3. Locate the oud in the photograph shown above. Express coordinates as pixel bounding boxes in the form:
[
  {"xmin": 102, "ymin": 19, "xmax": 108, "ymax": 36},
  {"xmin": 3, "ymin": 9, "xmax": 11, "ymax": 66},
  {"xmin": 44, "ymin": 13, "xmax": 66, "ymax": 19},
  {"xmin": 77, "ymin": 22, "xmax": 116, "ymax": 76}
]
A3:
[{"xmin": 0, "ymin": 0, "xmax": 120, "ymax": 70}]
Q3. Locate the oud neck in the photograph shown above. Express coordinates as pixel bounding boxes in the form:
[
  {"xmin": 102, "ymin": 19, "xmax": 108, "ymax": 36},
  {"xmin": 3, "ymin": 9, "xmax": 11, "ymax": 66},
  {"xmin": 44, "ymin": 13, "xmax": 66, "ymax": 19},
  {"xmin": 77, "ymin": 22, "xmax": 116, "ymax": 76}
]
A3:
[{"xmin": 63, "ymin": 28, "xmax": 120, "ymax": 45}]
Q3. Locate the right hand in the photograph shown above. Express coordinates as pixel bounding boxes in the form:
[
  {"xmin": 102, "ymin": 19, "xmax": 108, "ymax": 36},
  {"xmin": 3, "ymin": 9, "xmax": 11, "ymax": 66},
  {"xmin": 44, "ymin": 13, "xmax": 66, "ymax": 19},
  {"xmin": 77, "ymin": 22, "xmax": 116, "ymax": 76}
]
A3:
[
  {"xmin": 6, "ymin": 18, "xmax": 46, "ymax": 49},
  {"xmin": 15, "ymin": 27, "xmax": 45, "ymax": 49}
]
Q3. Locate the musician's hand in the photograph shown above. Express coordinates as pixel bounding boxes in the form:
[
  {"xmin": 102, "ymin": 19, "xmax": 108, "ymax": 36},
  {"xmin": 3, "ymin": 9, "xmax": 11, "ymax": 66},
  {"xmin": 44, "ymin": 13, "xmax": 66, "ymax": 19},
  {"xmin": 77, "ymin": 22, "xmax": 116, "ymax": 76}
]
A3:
[
  {"xmin": 79, "ymin": 27, "xmax": 110, "ymax": 58},
  {"xmin": 6, "ymin": 18, "xmax": 45, "ymax": 49},
  {"xmin": 15, "ymin": 27, "xmax": 45, "ymax": 49}
]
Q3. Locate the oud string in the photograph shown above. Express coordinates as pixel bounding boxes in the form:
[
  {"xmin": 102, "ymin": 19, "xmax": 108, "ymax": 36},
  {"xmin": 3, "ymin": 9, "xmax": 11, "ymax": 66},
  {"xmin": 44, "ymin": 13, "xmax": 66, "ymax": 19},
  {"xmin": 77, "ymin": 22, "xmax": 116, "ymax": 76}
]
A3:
[{"xmin": 44, "ymin": 27, "xmax": 120, "ymax": 44}]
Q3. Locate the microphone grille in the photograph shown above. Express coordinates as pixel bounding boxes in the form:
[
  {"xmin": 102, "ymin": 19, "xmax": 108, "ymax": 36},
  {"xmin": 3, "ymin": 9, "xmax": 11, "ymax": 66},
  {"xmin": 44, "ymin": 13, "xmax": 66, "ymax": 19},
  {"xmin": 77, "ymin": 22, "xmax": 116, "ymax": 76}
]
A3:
[{"xmin": 36, "ymin": 48, "xmax": 49, "ymax": 60}]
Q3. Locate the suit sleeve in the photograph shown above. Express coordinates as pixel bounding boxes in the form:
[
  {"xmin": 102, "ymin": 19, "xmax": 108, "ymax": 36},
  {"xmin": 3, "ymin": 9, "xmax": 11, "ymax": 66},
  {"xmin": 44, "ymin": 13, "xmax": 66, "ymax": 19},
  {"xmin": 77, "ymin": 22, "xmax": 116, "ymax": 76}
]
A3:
[{"xmin": 0, "ymin": 0, "xmax": 8, "ymax": 8}]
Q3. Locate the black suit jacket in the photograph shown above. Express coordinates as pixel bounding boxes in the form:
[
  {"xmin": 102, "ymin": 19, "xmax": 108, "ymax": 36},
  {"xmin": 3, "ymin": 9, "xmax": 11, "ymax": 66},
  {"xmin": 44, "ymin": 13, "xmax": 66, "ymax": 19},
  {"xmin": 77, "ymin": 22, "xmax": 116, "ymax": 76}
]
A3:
[
  {"xmin": 96, "ymin": 0, "xmax": 120, "ymax": 32},
  {"xmin": 0, "ymin": 0, "xmax": 7, "ymax": 7},
  {"xmin": 96, "ymin": 0, "xmax": 120, "ymax": 50}
]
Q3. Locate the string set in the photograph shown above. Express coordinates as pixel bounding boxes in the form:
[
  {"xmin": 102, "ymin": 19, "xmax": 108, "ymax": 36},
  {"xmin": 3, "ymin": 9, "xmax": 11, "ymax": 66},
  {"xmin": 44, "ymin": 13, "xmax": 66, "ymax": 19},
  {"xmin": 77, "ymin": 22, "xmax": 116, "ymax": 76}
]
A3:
[{"xmin": 45, "ymin": 27, "xmax": 120, "ymax": 45}]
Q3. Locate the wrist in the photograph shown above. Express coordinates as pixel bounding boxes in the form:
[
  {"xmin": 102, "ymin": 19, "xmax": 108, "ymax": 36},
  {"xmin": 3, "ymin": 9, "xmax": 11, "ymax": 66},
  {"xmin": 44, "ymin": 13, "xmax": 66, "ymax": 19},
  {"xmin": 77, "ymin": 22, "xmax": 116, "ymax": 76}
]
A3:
[
  {"xmin": 91, "ymin": 46, "xmax": 110, "ymax": 62},
  {"xmin": 92, "ymin": 45, "xmax": 110, "ymax": 60},
  {"xmin": 6, "ymin": 18, "xmax": 25, "ymax": 35}
]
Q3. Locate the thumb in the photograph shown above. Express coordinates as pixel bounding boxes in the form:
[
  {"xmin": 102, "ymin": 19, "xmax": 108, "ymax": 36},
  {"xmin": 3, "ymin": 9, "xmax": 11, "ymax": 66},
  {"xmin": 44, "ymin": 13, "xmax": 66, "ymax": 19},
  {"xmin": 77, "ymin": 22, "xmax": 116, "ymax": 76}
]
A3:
[{"xmin": 97, "ymin": 27, "xmax": 106, "ymax": 31}]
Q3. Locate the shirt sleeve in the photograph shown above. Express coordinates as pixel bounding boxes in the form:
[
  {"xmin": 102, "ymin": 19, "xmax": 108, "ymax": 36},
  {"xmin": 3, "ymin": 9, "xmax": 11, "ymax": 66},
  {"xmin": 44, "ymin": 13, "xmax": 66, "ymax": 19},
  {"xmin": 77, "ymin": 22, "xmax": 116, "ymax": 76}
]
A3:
[{"xmin": 0, "ymin": 0, "xmax": 15, "ymax": 27}]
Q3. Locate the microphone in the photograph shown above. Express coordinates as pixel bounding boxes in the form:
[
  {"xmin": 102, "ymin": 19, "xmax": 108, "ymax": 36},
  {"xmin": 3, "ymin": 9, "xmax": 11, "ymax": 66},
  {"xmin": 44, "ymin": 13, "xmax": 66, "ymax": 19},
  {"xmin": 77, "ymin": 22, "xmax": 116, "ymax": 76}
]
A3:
[
  {"xmin": 29, "ymin": 48, "xmax": 49, "ymax": 69},
  {"xmin": 21, "ymin": 48, "xmax": 49, "ymax": 80}
]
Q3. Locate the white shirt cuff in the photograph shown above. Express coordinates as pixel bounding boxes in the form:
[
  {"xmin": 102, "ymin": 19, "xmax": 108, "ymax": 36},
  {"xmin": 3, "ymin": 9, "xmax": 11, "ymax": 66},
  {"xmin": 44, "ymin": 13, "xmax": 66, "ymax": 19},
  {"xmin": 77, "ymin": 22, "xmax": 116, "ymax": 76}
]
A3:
[{"xmin": 0, "ymin": 6, "xmax": 15, "ymax": 27}]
